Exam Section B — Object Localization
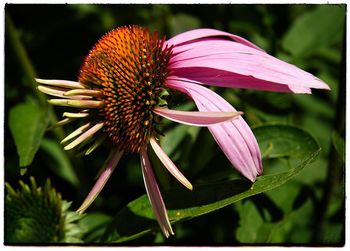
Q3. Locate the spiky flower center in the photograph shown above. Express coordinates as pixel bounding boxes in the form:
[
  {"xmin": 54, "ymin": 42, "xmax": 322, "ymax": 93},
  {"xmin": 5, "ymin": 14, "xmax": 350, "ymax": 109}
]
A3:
[
  {"xmin": 79, "ymin": 26, "xmax": 172, "ymax": 153},
  {"xmin": 5, "ymin": 177, "xmax": 83, "ymax": 243}
]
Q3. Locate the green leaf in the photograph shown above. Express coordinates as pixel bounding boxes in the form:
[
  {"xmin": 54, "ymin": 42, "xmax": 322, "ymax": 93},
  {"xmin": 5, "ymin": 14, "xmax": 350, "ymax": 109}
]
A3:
[
  {"xmin": 236, "ymin": 194, "xmax": 314, "ymax": 243},
  {"xmin": 236, "ymin": 200, "xmax": 275, "ymax": 243},
  {"xmin": 282, "ymin": 5, "xmax": 345, "ymax": 58},
  {"xmin": 253, "ymin": 124, "xmax": 319, "ymax": 159},
  {"xmin": 9, "ymin": 101, "xmax": 49, "ymax": 167},
  {"xmin": 102, "ymin": 149, "xmax": 320, "ymax": 242},
  {"xmin": 160, "ymin": 124, "xmax": 190, "ymax": 156},
  {"xmin": 78, "ymin": 213, "xmax": 112, "ymax": 242},
  {"xmin": 40, "ymin": 139, "xmax": 79, "ymax": 186}
]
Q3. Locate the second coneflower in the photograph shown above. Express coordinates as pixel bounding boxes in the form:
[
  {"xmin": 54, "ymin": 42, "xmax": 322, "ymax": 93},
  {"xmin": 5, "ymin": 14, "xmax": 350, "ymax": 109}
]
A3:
[{"xmin": 37, "ymin": 25, "xmax": 329, "ymax": 237}]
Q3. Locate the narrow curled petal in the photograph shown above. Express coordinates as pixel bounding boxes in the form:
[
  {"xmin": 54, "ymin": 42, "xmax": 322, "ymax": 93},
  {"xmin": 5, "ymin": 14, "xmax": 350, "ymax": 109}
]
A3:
[
  {"xmin": 37, "ymin": 85, "xmax": 68, "ymax": 98},
  {"xmin": 64, "ymin": 122, "xmax": 104, "ymax": 150},
  {"xmin": 140, "ymin": 147, "xmax": 174, "ymax": 238},
  {"xmin": 77, "ymin": 148, "xmax": 123, "ymax": 214},
  {"xmin": 154, "ymin": 107, "xmax": 242, "ymax": 127},
  {"xmin": 168, "ymin": 32, "xmax": 329, "ymax": 93},
  {"xmin": 150, "ymin": 137, "xmax": 193, "ymax": 190},
  {"xmin": 63, "ymin": 112, "xmax": 90, "ymax": 118},
  {"xmin": 60, "ymin": 123, "xmax": 91, "ymax": 144},
  {"xmin": 167, "ymin": 79, "xmax": 262, "ymax": 182},
  {"xmin": 48, "ymin": 99, "xmax": 104, "ymax": 109},
  {"xmin": 48, "ymin": 117, "xmax": 76, "ymax": 129},
  {"xmin": 35, "ymin": 78, "xmax": 85, "ymax": 89},
  {"xmin": 64, "ymin": 89, "xmax": 102, "ymax": 98},
  {"xmin": 38, "ymin": 85, "xmax": 92, "ymax": 99},
  {"xmin": 85, "ymin": 135, "xmax": 107, "ymax": 155}
]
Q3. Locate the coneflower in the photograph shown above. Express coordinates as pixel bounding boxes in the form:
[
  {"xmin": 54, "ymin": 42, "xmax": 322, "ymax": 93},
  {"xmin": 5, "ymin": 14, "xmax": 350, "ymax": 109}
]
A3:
[
  {"xmin": 36, "ymin": 25, "xmax": 329, "ymax": 237},
  {"xmin": 5, "ymin": 177, "xmax": 83, "ymax": 243}
]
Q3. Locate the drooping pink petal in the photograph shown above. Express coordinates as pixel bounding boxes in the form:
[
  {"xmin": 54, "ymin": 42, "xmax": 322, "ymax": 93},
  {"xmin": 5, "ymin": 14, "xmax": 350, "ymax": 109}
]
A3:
[
  {"xmin": 150, "ymin": 137, "xmax": 193, "ymax": 190},
  {"xmin": 154, "ymin": 107, "xmax": 242, "ymax": 127},
  {"xmin": 165, "ymin": 28, "xmax": 264, "ymax": 51},
  {"xmin": 167, "ymin": 39, "xmax": 329, "ymax": 93},
  {"xmin": 140, "ymin": 147, "xmax": 174, "ymax": 238},
  {"xmin": 167, "ymin": 79, "xmax": 263, "ymax": 182},
  {"xmin": 77, "ymin": 148, "xmax": 123, "ymax": 214}
]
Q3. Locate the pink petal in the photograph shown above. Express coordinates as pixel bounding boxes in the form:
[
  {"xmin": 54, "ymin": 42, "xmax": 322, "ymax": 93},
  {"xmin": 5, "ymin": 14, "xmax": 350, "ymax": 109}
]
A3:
[
  {"xmin": 168, "ymin": 75, "xmax": 311, "ymax": 94},
  {"xmin": 140, "ymin": 147, "xmax": 174, "ymax": 238},
  {"xmin": 165, "ymin": 28, "xmax": 264, "ymax": 51},
  {"xmin": 154, "ymin": 107, "xmax": 242, "ymax": 127},
  {"xmin": 77, "ymin": 148, "xmax": 123, "ymax": 214},
  {"xmin": 150, "ymin": 137, "xmax": 193, "ymax": 190},
  {"xmin": 167, "ymin": 79, "xmax": 263, "ymax": 182},
  {"xmin": 168, "ymin": 39, "xmax": 329, "ymax": 93}
]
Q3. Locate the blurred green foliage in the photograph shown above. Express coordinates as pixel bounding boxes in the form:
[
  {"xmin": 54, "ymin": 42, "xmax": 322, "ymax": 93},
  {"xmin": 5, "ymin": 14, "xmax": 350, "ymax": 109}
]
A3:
[{"xmin": 5, "ymin": 4, "xmax": 345, "ymax": 246}]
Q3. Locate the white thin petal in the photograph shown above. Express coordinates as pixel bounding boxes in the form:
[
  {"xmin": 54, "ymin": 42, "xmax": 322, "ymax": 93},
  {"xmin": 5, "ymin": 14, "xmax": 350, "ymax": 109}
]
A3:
[
  {"xmin": 37, "ymin": 85, "xmax": 68, "ymax": 98},
  {"xmin": 154, "ymin": 107, "xmax": 242, "ymax": 127},
  {"xmin": 48, "ymin": 117, "xmax": 76, "ymax": 129},
  {"xmin": 38, "ymin": 85, "xmax": 91, "ymax": 100},
  {"xmin": 60, "ymin": 123, "xmax": 91, "ymax": 144},
  {"xmin": 64, "ymin": 89, "xmax": 102, "ymax": 98},
  {"xmin": 140, "ymin": 147, "xmax": 174, "ymax": 238},
  {"xmin": 64, "ymin": 122, "xmax": 104, "ymax": 150},
  {"xmin": 77, "ymin": 148, "xmax": 123, "ymax": 214},
  {"xmin": 63, "ymin": 112, "xmax": 90, "ymax": 118},
  {"xmin": 35, "ymin": 78, "xmax": 85, "ymax": 89},
  {"xmin": 48, "ymin": 99, "xmax": 104, "ymax": 108},
  {"xmin": 150, "ymin": 137, "xmax": 193, "ymax": 190}
]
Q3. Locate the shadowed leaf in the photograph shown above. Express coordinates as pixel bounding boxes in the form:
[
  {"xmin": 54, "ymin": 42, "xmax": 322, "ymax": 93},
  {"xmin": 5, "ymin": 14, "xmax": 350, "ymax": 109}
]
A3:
[
  {"xmin": 9, "ymin": 101, "xmax": 49, "ymax": 167},
  {"xmin": 102, "ymin": 149, "xmax": 320, "ymax": 242}
]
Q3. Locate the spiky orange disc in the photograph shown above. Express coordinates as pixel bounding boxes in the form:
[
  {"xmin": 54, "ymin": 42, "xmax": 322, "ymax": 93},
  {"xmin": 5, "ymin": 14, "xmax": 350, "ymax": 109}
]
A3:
[{"xmin": 79, "ymin": 26, "xmax": 172, "ymax": 153}]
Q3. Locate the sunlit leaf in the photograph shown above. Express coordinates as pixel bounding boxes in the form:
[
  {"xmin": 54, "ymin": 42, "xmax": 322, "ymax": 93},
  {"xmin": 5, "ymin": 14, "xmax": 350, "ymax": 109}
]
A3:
[
  {"xmin": 102, "ymin": 149, "xmax": 320, "ymax": 242},
  {"xmin": 9, "ymin": 101, "xmax": 49, "ymax": 167},
  {"xmin": 253, "ymin": 124, "xmax": 319, "ymax": 159}
]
